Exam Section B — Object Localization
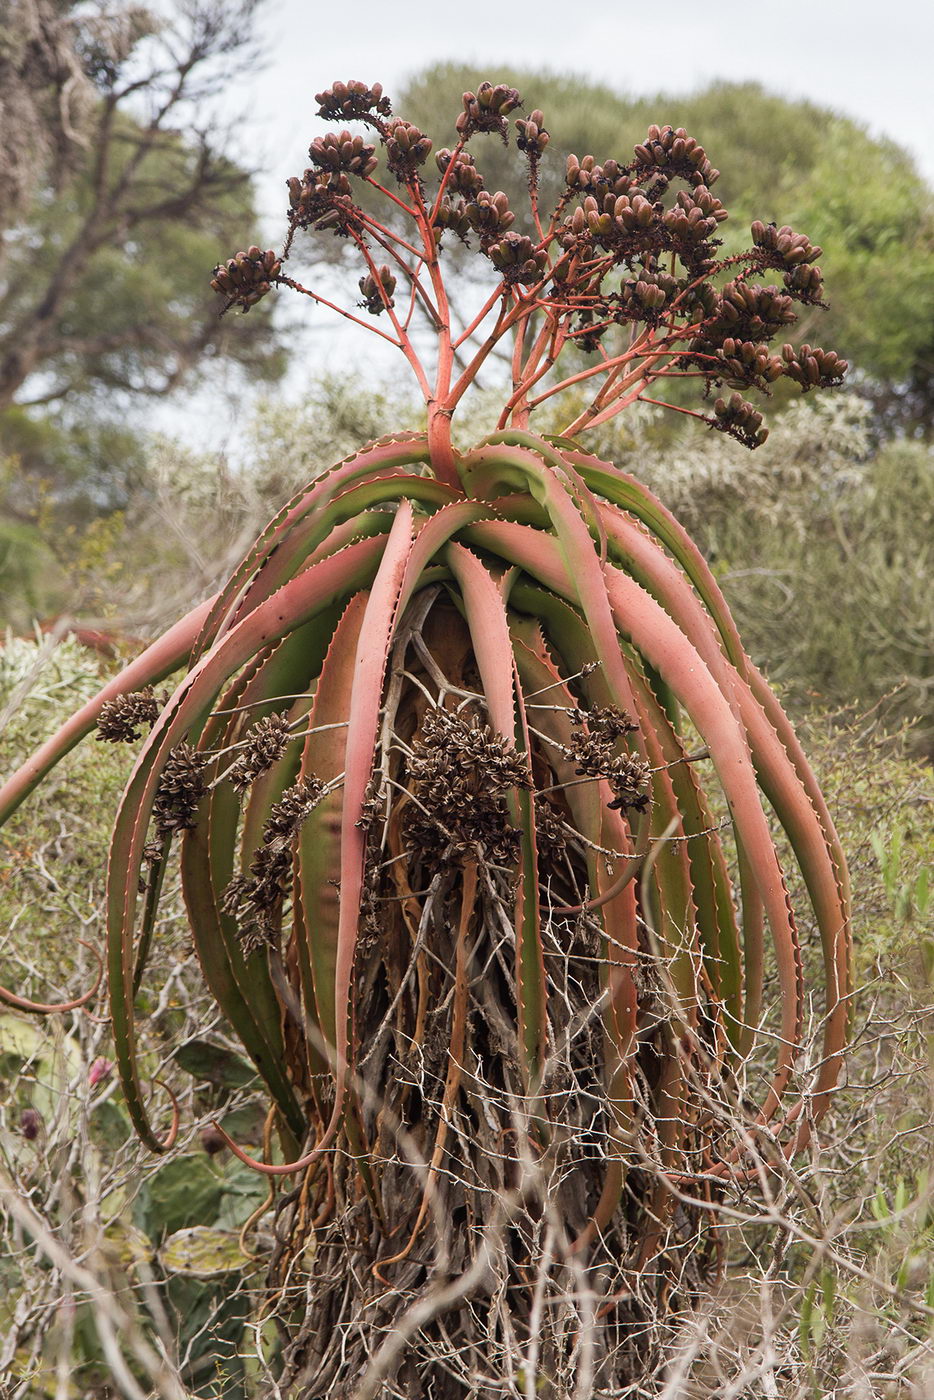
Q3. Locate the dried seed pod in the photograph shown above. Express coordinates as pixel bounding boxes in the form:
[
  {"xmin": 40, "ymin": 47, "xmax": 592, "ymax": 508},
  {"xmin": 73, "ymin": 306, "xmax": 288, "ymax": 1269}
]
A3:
[
  {"xmin": 228, "ymin": 713, "xmax": 293, "ymax": 792},
  {"xmin": 515, "ymin": 109, "xmax": 550, "ymax": 158},
  {"xmin": 358, "ymin": 264, "xmax": 397, "ymax": 314},
  {"xmin": 97, "ymin": 687, "xmax": 162, "ymax": 743},
  {"xmin": 153, "ymin": 743, "xmax": 207, "ymax": 837},
  {"xmin": 715, "ymin": 338, "xmax": 785, "ymax": 389},
  {"xmin": 222, "ymin": 774, "xmax": 326, "ymax": 953},
  {"xmin": 405, "ymin": 706, "xmax": 532, "ymax": 869},
  {"xmin": 432, "ymin": 195, "xmax": 473, "ymax": 242},
  {"xmin": 631, "ymin": 124, "xmax": 718, "ymax": 185},
  {"xmin": 465, "ymin": 188, "xmax": 515, "ymax": 243},
  {"xmin": 563, "ymin": 706, "xmax": 649, "ymax": 814},
  {"xmin": 486, "ymin": 231, "xmax": 547, "ymax": 285},
  {"xmin": 752, "ymin": 220, "xmax": 822, "ymax": 270},
  {"xmin": 782, "ymin": 343, "xmax": 848, "ymax": 391},
  {"xmin": 783, "ymin": 262, "xmax": 825, "ymax": 304}
]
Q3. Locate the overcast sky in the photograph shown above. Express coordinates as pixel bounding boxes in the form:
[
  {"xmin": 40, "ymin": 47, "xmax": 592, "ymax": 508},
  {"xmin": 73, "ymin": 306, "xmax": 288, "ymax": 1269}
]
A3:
[{"xmin": 233, "ymin": 0, "xmax": 934, "ymax": 231}]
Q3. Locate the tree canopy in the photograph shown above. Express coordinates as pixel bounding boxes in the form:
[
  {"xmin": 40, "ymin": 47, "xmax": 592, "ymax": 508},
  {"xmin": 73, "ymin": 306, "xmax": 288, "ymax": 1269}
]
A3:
[
  {"xmin": 0, "ymin": 0, "xmax": 286, "ymax": 611},
  {"xmin": 0, "ymin": 0, "xmax": 284, "ymax": 414}
]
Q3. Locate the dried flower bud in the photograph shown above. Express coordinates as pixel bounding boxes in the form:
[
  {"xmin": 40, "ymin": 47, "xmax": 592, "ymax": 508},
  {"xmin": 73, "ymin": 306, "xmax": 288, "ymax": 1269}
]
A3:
[
  {"xmin": 97, "ymin": 688, "xmax": 161, "ymax": 743},
  {"xmin": 88, "ymin": 1056, "xmax": 114, "ymax": 1087},
  {"xmin": 153, "ymin": 743, "xmax": 207, "ymax": 837}
]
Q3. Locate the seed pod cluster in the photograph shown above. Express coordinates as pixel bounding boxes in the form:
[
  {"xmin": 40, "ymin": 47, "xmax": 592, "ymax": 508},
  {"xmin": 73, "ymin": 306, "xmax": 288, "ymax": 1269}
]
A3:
[
  {"xmin": 153, "ymin": 743, "xmax": 207, "ymax": 837},
  {"xmin": 96, "ymin": 688, "xmax": 161, "ymax": 743},
  {"xmin": 211, "ymin": 78, "xmax": 848, "ymax": 449},
  {"xmin": 533, "ymin": 794, "xmax": 567, "ymax": 862},
  {"xmin": 287, "ymin": 170, "xmax": 359, "ymax": 235},
  {"xmin": 435, "ymin": 148, "xmax": 484, "ymax": 197},
  {"xmin": 751, "ymin": 221, "xmax": 826, "ymax": 303},
  {"xmin": 781, "ymin": 343, "xmax": 848, "ymax": 390},
  {"xmin": 358, "ymin": 264, "xmax": 397, "ymax": 314},
  {"xmin": 315, "ymin": 79, "xmax": 392, "ymax": 123},
  {"xmin": 632, "ymin": 125, "xmax": 719, "ymax": 187},
  {"xmin": 465, "ymin": 189, "xmax": 515, "ymax": 245},
  {"xmin": 211, "ymin": 246, "xmax": 281, "ymax": 312},
  {"xmin": 572, "ymin": 190, "xmax": 659, "ymax": 249},
  {"xmin": 455, "ymin": 82, "xmax": 522, "ymax": 140},
  {"xmin": 308, "ymin": 130, "xmax": 378, "ymax": 178},
  {"xmin": 432, "ymin": 195, "xmax": 473, "ymax": 243},
  {"xmin": 715, "ymin": 338, "xmax": 785, "ymax": 390},
  {"xmin": 708, "ymin": 392, "xmax": 769, "ymax": 450},
  {"xmin": 564, "ymin": 706, "xmax": 649, "ymax": 814},
  {"xmin": 612, "ymin": 269, "xmax": 679, "ymax": 322},
  {"xmin": 405, "ymin": 706, "xmax": 532, "ymax": 868},
  {"xmin": 228, "ymin": 713, "xmax": 293, "ymax": 793},
  {"xmin": 662, "ymin": 186, "xmax": 727, "ymax": 269},
  {"xmin": 565, "ymin": 154, "xmax": 635, "ymax": 196},
  {"xmin": 701, "ymin": 280, "xmax": 798, "ymax": 347},
  {"xmin": 752, "ymin": 221, "xmax": 821, "ymax": 269},
  {"xmin": 486, "ymin": 231, "xmax": 547, "ymax": 286},
  {"xmin": 385, "ymin": 119, "xmax": 432, "ymax": 179},
  {"xmin": 783, "ymin": 262, "xmax": 825, "ymax": 304},
  {"xmin": 222, "ymin": 774, "xmax": 325, "ymax": 953}
]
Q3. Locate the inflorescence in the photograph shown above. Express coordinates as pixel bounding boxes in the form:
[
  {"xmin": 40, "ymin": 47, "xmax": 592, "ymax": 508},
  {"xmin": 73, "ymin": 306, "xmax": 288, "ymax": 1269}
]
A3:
[{"xmin": 211, "ymin": 79, "xmax": 847, "ymax": 447}]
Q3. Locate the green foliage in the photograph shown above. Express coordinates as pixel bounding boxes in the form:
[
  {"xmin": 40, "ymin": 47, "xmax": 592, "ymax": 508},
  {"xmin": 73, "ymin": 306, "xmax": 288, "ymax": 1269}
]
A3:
[
  {"xmin": 0, "ymin": 0, "xmax": 286, "ymax": 623},
  {"xmin": 582, "ymin": 394, "xmax": 934, "ymax": 747},
  {"xmin": 0, "ymin": 112, "xmax": 283, "ymax": 403},
  {"xmin": 0, "ymin": 639, "xmax": 274, "ymax": 1398}
]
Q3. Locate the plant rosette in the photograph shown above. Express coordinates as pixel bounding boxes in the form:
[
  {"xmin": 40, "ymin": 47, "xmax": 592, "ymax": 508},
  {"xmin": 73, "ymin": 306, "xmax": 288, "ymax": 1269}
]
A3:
[{"xmin": 0, "ymin": 77, "xmax": 853, "ymax": 1392}]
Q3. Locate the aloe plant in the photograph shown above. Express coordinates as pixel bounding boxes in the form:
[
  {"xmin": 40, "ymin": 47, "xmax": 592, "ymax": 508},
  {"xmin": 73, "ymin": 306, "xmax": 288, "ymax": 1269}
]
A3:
[{"xmin": 0, "ymin": 80, "xmax": 852, "ymax": 1393}]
